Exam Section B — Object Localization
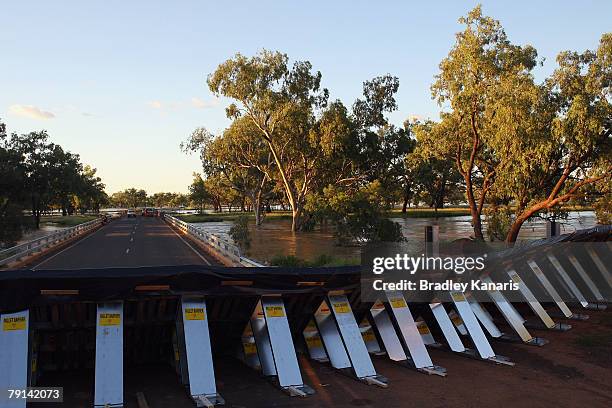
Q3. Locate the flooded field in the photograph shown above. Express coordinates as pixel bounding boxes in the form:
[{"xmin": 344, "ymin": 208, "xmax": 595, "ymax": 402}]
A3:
[{"xmin": 194, "ymin": 211, "xmax": 599, "ymax": 263}]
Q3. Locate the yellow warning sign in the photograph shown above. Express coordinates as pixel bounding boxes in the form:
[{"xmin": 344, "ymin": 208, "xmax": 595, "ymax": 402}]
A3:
[
  {"xmin": 390, "ymin": 298, "xmax": 407, "ymax": 308},
  {"xmin": 450, "ymin": 292, "xmax": 465, "ymax": 302},
  {"xmin": 362, "ymin": 331, "xmax": 376, "ymax": 342},
  {"xmin": 332, "ymin": 302, "xmax": 350, "ymax": 314},
  {"xmin": 265, "ymin": 306, "xmax": 285, "ymax": 317},
  {"xmin": 451, "ymin": 315, "xmax": 464, "ymax": 326},
  {"xmin": 185, "ymin": 308, "xmax": 205, "ymax": 320},
  {"xmin": 99, "ymin": 313, "xmax": 121, "ymax": 326},
  {"xmin": 306, "ymin": 336, "xmax": 323, "ymax": 348},
  {"xmin": 243, "ymin": 342, "xmax": 257, "ymax": 355},
  {"xmin": 3, "ymin": 316, "xmax": 26, "ymax": 331},
  {"xmin": 510, "ymin": 274, "xmax": 522, "ymax": 284},
  {"xmin": 417, "ymin": 323, "xmax": 431, "ymax": 335}
]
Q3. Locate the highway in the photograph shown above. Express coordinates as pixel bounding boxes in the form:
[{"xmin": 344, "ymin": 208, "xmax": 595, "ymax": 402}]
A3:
[{"xmin": 29, "ymin": 216, "xmax": 218, "ymax": 270}]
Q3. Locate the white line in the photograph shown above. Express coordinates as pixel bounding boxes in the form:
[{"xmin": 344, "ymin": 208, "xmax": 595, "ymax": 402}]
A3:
[
  {"xmin": 167, "ymin": 222, "xmax": 211, "ymax": 265},
  {"xmin": 125, "ymin": 248, "xmax": 130, "ymax": 254},
  {"xmin": 32, "ymin": 223, "xmax": 104, "ymax": 270}
]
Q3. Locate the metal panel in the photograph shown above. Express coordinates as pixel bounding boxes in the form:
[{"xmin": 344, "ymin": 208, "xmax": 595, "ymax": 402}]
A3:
[
  {"xmin": 429, "ymin": 302, "xmax": 465, "ymax": 352},
  {"xmin": 467, "ymin": 297, "xmax": 502, "ymax": 338},
  {"xmin": 313, "ymin": 302, "xmax": 351, "ymax": 369},
  {"xmin": 328, "ymin": 295, "xmax": 376, "ymax": 378},
  {"xmin": 384, "ymin": 291, "xmax": 433, "ymax": 368},
  {"xmin": 415, "ymin": 318, "xmax": 437, "ymax": 345},
  {"xmin": 359, "ymin": 319, "xmax": 382, "ymax": 354},
  {"xmin": 303, "ymin": 319, "xmax": 328, "ymax": 362},
  {"xmin": 507, "ymin": 269, "xmax": 556, "ymax": 328},
  {"xmin": 587, "ymin": 247, "xmax": 612, "ymax": 289},
  {"xmin": 0, "ymin": 310, "xmax": 29, "ymax": 408},
  {"xmin": 527, "ymin": 260, "xmax": 573, "ymax": 318},
  {"xmin": 449, "ymin": 292, "xmax": 495, "ymax": 359},
  {"xmin": 180, "ymin": 297, "xmax": 218, "ymax": 399},
  {"xmin": 261, "ymin": 297, "xmax": 304, "ymax": 387},
  {"xmin": 250, "ymin": 302, "xmax": 276, "ymax": 376},
  {"xmin": 567, "ymin": 254, "xmax": 606, "ymax": 301},
  {"xmin": 241, "ymin": 322, "xmax": 261, "ymax": 369},
  {"xmin": 547, "ymin": 254, "xmax": 589, "ymax": 307},
  {"xmin": 94, "ymin": 302, "xmax": 123, "ymax": 408},
  {"xmin": 483, "ymin": 278, "xmax": 534, "ymax": 343},
  {"xmin": 370, "ymin": 302, "xmax": 407, "ymax": 362}
]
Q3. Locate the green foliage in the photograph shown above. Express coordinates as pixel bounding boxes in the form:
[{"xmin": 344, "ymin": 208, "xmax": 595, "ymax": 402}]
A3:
[
  {"xmin": 484, "ymin": 206, "xmax": 513, "ymax": 242},
  {"xmin": 270, "ymin": 253, "xmax": 358, "ymax": 267},
  {"xmin": 229, "ymin": 215, "xmax": 251, "ymax": 252}
]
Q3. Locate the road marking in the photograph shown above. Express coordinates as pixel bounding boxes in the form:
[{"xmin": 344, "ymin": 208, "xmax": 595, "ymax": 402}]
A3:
[
  {"xmin": 125, "ymin": 248, "xmax": 130, "ymax": 254},
  {"xmin": 32, "ymin": 222, "xmax": 105, "ymax": 270},
  {"xmin": 167, "ymin": 222, "xmax": 211, "ymax": 265},
  {"xmin": 130, "ymin": 237, "xmax": 134, "ymax": 242}
]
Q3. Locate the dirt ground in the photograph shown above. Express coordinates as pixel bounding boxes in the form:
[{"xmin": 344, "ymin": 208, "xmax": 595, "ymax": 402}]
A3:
[{"xmin": 35, "ymin": 306, "xmax": 612, "ymax": 408}]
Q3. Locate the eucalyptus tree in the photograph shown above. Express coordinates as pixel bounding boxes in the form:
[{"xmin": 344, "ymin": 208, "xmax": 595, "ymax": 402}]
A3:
[
  {"xmin": 207, "ymin": 50, "xmax": 335, "ymax": 231},
  {"xmin": 424, "ymin": 6, "xmax": 539, "ymax": 239}
]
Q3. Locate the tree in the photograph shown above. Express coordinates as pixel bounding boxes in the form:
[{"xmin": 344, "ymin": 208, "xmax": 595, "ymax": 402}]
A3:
[
  {"xmin": 495, "ymin": 34, "xmax": 612, "ymax": 242},
  {"xmin": 189, "ymin": 173, "xmax": 208, "ymax": 214},
  {"xmin": 424, "ymin": 6, "xmax": 539, "ymax": 239},
  {"xmin": 208, "ymin": 50, "xmax": 331, "ymax": 231}
]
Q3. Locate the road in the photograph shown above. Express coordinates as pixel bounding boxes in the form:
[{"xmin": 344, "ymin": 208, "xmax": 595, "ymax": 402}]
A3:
[{"xmin": 29, "ymin": 216, "xmax": 218, "ymax": 269}]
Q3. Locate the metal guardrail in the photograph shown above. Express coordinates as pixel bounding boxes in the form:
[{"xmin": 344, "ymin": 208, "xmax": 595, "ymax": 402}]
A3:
[
  {"xmin": 164, "ymin": 214, "xmax": 265, "ymax": 267},
  {"xmin": 0, "ymin": 217, "xmax": 104, "ymax": 267}
]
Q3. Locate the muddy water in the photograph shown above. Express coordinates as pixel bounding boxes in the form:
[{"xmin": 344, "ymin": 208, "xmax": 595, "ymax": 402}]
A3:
[{"xmin": 194, "ymin": 211, "xmax": 598, "ymax": 264}]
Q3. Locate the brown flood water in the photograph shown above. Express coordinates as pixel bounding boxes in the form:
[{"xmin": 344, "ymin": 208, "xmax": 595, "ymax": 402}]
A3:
[{"xmin": 194, "ymin": 211, "xmax": 598, "ymax": 264}]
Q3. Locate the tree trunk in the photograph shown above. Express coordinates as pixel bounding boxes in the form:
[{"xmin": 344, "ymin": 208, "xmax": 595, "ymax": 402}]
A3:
[{"xmin": 401, "ymin": 185, "xmax": 410, "ymax": 213}]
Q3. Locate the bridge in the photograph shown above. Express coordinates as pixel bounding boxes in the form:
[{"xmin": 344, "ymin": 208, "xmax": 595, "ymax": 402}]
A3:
[{"xmin": 0, "ymin": 216, "xmax": 610, "ymax": 408}]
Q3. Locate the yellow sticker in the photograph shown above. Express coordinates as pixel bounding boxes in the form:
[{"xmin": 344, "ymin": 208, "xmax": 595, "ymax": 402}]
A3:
[
  {"xmin": 417, "ymin": 322, "xmax": 431, "ymax": 335},
  {"xmin": 510, "ymin": 274, "xmax": 522, "ymax": 284},
  {"xmin": 3, "ymin": 316, "xmax": 27, "ymax": 331},
  {"xmin": 332, "ymin": 302, "xmax": 350, "ymax": 314},
  {"xmin": 265, "ymin": 306, "xmax": 285, "ymax": 318},
  {"xmin": 390, "ymin": 298, "xmax": 407, "ymax": 308},
  {"xmin": 362, "ymin": 331, "xmax": 376, "ymax": 342},
  {"xmin": 450, "ymin": 292, "xmax": 465, "ymax": 302},
  {"xmin": 185, "ymin": 308, "xmax": 205, "ymax": 321},
  {"xmin": 451, "ymin": 315, "xmax": 463, "ymax": 326},
  {"xmin": 99, "ymin": 313, "xmax": 121, "ymax": 326},
  {"xmin": 243, "ymin": 342, "xmax": 257, "ymax": 355},
  {"xmin": 306, "ymin": 336, "xmax": 323, "ymax": 348}
]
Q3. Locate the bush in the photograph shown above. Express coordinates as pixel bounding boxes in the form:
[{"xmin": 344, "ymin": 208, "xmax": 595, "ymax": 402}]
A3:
[{"xmin": 229, "ymin": 216, "xmax": 251, "ymax": 252}]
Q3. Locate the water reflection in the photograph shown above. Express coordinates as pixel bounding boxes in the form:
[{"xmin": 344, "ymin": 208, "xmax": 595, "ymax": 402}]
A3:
[{"xmin": 194, "ymin": 211, "xmax": 598, "ymax": 263}]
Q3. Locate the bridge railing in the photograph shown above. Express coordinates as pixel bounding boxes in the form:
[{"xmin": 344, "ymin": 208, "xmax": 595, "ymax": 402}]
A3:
[
  {"xmin": 0, "ymin": 217, "xmax": 104, "ymax": 267},
  {"xmin": 164, "ymin": 214, "xmax": 265, "ymax": 267}
]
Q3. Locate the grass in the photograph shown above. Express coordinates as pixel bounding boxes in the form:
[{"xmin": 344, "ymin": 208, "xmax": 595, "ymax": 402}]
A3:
[
  {"xmin": 40, "ymin": 215, "xmax": 98, "ymax": 227},
  {"xmin": 270, "ymin": 254, "xmax": 359, "ymax": 267}
]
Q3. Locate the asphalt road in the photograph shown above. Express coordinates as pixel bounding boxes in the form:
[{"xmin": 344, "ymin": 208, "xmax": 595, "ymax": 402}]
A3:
[{"xmin": 30, "ymin": 216, "xmax": 218, "ymax": 269}]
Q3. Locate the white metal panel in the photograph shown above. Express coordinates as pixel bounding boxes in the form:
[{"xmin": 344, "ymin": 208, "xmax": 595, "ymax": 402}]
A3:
[
  {"xmin": 303, "ymin": 320, "xmax": 328, "ymax": 361},
  {"xmin": 94, "ymin": 302, "xmax": 123, "ymax": 408},
  {"xmin": 313, "ymin": 302, "xmax": 351, "ymax": 368},
  {"xmin": 587, "ymin": 247, "xmax": 612, "ymax": 289},
  {"xmin": 261, "ymin": 297, "xmax": 304, "ymax": 387},
  {"xmin": 384, "ymin": 291, "xmax": 433, "ymax": 368},
  {"xmin": 250, "ymin": 302, "xmax": 276, "ymax": 376},
  {"xmin": 358, "ymin": 319, "xmax": 382, "ymax": 354},
  {"xmin": 483, "ymin": 278, "xmax": 534, "ymax": 343},
  {"xmin": 181, "ymin": 298, "xmax": 217, "ymax": 397},
  {"xmin": 415, "ymin": 318, "xmax": 437, "ymax": 345},
  {"xmin": 0, "ymin": 310, "xmax": 29, "ymax": 408},
  {"xmin": 567, "ymin": 254, "xmax": 606, "ymax": 301},
  {"xmin": 507, "ymin": 269, "xmax": 556, "ymax": 328},
  {"xmin": 370, "ymin": 302, "xmax": 407, "ymax": 361},
  {"xmin": 547, "ymin": 254, "xmax": 589, "ymax": 307},
  {"xmin": 429, "ymin": 303, "xmax": 465, "ymax": 352},
  {"xmin": 328, "ymin": 295, "xmax": 376, "ymax": 378},
  {"xmin": 449, "ymin": 292, "xmax": 495, "ymax": 358},
  {"xmin": 467, "ymin": 297, "xmax": 502, "ymax": 338},
  {"xmin": 527, "ymin": 260, "xmax": 573, "ymax": 318}
]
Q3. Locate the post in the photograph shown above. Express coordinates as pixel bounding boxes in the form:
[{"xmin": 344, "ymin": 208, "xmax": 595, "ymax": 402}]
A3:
[{"xmin": 94, "ymin": 302, "xmax": 124, "ymax": 408}]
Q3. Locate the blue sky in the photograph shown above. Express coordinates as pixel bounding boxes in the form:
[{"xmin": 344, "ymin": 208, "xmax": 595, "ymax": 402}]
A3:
[{"xmin": 2, "ymin": 1, "xmax": 610, "ymax": 194}]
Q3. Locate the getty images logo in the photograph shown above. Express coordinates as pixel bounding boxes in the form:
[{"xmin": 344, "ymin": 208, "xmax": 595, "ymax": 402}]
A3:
[{"xmin": 372, "ymin": 254, "xmax": 487, "ymax": 275}]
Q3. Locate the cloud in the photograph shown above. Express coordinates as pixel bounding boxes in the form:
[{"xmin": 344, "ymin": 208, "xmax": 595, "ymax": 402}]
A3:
[
  {"xmin": 147, "ymin": 100, "xmax": 163, "ymax": 109},
  {"xmin": 8, "ymin": 104, "xmax": 55, "ymax": 120},
  {"xmin": 191, "ymin": 97, "xmax": 218, "ymax": 109},
  {"xmin": 407, "ymin": 114, "xmax": 423, "ymax": 123}
]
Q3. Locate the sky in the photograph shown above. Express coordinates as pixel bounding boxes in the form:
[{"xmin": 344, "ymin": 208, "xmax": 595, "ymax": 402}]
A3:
[{"xmin": 1, "ymin": 1, "xmax": 611, "ymax": 194}]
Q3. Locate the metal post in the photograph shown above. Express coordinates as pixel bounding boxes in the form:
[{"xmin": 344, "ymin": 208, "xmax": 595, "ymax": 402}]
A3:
[
  {"xmin": 178, "ymin": 297, "xmax": 224, "ymax": 406},
  {"xmin": 0, "ymin": 310, "xmax": 29, "ymax": 408},
  {"xmin": 94, "ymin": 302, "xmax": 124, "ymax": 408},
  {"xmin": 303, "ymin": 319, "xmax": 328, "ymax": 362}
]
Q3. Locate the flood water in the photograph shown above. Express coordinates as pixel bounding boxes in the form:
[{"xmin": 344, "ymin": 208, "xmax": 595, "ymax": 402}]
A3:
[{"xmin": 194, "ymin": 211, "xmax": 599, "ymax": 264}]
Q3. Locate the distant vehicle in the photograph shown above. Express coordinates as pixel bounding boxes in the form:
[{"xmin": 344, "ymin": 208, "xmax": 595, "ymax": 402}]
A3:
[
  {"xmin": 127, "ymin": 209, "xmax": 137, "ymax": 218},
  {"xmin": 142, "ymin": 208, "xmax": 156, "ymax": 217}
]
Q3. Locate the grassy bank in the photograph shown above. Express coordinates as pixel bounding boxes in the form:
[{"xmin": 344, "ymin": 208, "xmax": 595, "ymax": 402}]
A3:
[
  {"xmin": 270, "ymin": 254, "xmax": 359, "ymax": 267},
  {"xmin": 40, "ymin": 215, "xmax": 98, "ymax": 227},
  {"xmin": 388, "ymin": 207, "xmax": 471, "ymax": 218}
]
